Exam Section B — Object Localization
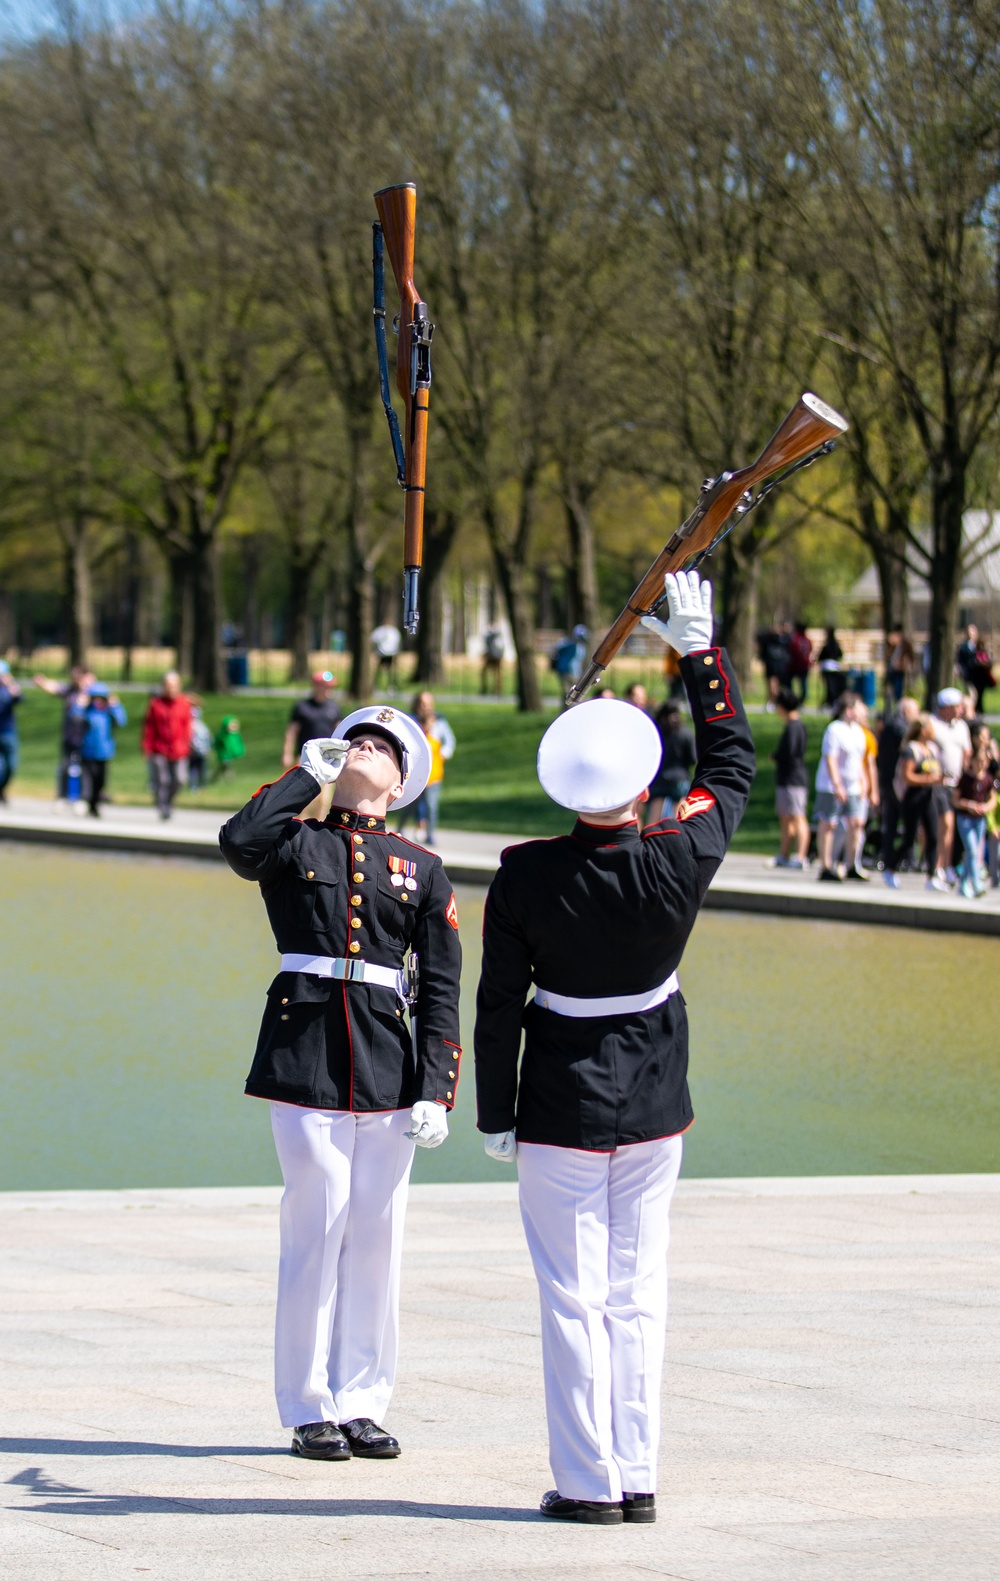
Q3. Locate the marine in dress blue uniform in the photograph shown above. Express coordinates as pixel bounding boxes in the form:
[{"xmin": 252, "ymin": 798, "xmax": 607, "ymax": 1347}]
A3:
[
  {"xmin": 474, "ymin": 572, "xmax": 755, "ymax": 1524},
  {"xmin": 221, "ymin": 707, "xmax": 462, "ymax": 1462}
]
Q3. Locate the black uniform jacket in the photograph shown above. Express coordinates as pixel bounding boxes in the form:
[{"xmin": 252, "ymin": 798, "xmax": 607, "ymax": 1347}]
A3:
[
  {"xmin": 220, "ymin": 767, "xmax": 463, "ymax": 1113},
  {"xmin": 475, "ymin": 647, "xmax": 754, "ymax": 1150}
]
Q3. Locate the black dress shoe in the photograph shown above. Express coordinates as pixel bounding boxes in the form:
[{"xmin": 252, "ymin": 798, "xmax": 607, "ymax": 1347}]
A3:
[
  {"xmin": 339, "ymin": 1418, "xmax": 401, "ymax": 1458},
  {"xmin": 539, "ymin": 1489, "xmax": 623, "ymax": 1524},
  {"xmin": 621, "ymin": 1492, "xmax": 656, "ymax": 1524},
  {"xmin": 290, "ymin": 1422, "xmax": 351, "ymax": 1460}
]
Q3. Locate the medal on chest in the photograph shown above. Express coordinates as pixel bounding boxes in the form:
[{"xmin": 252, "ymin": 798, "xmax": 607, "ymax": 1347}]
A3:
[{"xmin": 388, "ymin": 854, "xmax": 419, "ymax": 899}]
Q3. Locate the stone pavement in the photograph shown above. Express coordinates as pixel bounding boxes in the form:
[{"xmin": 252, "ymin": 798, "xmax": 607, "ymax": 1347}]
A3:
[
  {"xmin": 2, "ymin": 793, "xmax": 1000, "ymax": 933},
  {"xmin": 1, "ymin": 1177, "xmax": 997, "ymax": 1580}
]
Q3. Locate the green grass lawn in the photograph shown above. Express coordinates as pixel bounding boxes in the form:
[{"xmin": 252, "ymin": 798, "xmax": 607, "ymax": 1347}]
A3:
[{"xmin": 6, "ymin": 689, "xmax": 827, "ymax": 853}]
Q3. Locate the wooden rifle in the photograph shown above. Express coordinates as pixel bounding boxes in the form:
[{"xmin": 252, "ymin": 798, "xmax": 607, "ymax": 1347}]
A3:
[
  {"xmin": 566, "ymin": 393, "xmax": 849, "ymax": 703},
  {"xmin": 373, "ymin": 183, "xmax": 433, "ymax": 636}
]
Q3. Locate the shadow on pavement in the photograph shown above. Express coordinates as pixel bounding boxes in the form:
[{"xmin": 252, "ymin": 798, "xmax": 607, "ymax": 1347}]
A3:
[
  {"xmin": 0, "ymin": 1439, "xmax": 284, "ymax": 1458},
  {"xmin": 6, "ymin": 1466, "xmax": 538, "ymax": 1522}
]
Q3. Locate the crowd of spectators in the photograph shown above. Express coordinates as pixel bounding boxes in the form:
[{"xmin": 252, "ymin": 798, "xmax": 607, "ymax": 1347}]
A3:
[
  {"xmin": 771, "ymin": 681, "xmax": 998, "ymax": 896},
  {"xmin": 1, "ymin": 620, "xmax": 997, "ymax": 889}
]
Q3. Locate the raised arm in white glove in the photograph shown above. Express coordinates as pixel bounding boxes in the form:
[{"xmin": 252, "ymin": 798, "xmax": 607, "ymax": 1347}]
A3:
[
  {"xmin": 640, "ymin": 570, "xmax": 714, "ymax": 656},
  {"xmin": 484, "ymin": 1129, "xmax": 516, "ymax": 1162},
  {"xmin": 406, "ymin": 1100, "xmax": 449, "ymax": 1149},
  {"xmin": 299, "ymin": 737, "xmax": 351, "ymax": 785}
]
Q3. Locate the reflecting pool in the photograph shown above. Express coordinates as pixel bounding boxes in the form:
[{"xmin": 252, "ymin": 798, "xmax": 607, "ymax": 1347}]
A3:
[{"xmin": 1, "ymin": 844, "xmax": 997, "ymax": 1189}]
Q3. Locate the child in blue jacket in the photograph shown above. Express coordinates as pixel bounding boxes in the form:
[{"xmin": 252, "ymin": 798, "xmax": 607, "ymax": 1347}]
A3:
[{"xmin": 75, "ymin": 683, "xmax": 128, "ymax": 816}]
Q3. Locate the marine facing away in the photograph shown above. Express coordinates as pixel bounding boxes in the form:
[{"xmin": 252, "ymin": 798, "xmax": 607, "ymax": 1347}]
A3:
[
  {"xmin": 475, "ymin": 571, "xmax": 754, "ymax": 1525},
  {"xmin": 220, "ymin": 706, "xmax": 462, "ymax": 1463}
]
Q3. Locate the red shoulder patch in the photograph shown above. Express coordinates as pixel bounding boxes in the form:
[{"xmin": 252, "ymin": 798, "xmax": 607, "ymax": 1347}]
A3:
[
  {"xmin": 675, "ymin": 788, "xmax": 717, "ymax": 822},
  {"xmin": 446, "ymin": 892, "xmax": 459, "ymax": 930}
]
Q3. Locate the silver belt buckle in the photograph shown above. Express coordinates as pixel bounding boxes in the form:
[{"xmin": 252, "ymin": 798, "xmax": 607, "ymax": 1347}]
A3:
[{"xmin": 330, "ymin": 958, "xmax": 366, "ymax": 983}]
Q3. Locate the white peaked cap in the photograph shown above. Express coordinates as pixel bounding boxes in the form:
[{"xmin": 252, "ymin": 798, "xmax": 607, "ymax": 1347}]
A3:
[
  {"xmin": 537, "ymin": 699, "xmax": 663, "ymax": 813},
  {"xmin": 339, "ymin": 705, "xmax": 432, "ymax": 811}
]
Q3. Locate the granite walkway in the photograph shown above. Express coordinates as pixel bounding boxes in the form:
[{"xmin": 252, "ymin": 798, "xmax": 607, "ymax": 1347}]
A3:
[
  {"xmin": 1, "ymin": 1176, "xmax": 997, "ymax": 1580},
  {"xmin": 2, "ymin": 794, "xmax": 1000, "ymax": 934}
]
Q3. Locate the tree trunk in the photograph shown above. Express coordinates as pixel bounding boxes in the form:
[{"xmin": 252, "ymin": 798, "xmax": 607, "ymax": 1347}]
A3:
[
  {"xmin": 481, "ymin": 493, "xmax": 543, "ymax": 711},
  {"xmin": 563, "ymin": 481, "xmax": 599, "ymax": 635},
  {"xmin": 869, "ymin": 528, "xmax": 911, "ymax": 642},
  {"xmin": 348, "ymin": 549, "xmax": 376, "ymax": 699},
  {"xmin": 287, "ymin": 555, "xmax": 313, "ymax": 683},
  {"xmin": 414, "ymin": 507, "xmax": 460, "ymax": 685},
  {"xmin": 490, "ymin": 536, "xmax": 542, "ymax": 711},
  {"xmin": 168, "ymin": 553, "xmax": 195, "ymax": 678},
  {"xmin": 925, "ymin": 462, "xmax": 966, "ymax": 700},
  {"xmin": 718, "ymin": 537, "xmax": 759, "ymax": 690},
  {"xmin": 344, "ymin": 426, "xmax": 376, "ymax": 700},
  {"xmin": 190, "ymin": 527, "xmax": 223, "ymax": 693},
  {"xmin": 64, "ymin": 509, "xmax": 95, "ymax": 668},
  {"xmin": 121, "ymin": 531, "xmax": 141, "ymax": 683}
]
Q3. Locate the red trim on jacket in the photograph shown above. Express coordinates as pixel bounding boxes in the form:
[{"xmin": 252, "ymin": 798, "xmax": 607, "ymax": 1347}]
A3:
[
  {"xmin": 251, "ymin": 765, "xmax": 301, "ymax": 799},
  {"xmin": 389, "ymin": 830, "xmax": 436, "ymax": 855},
  {"xmin": 694, "ymin": 646, "xmax": 735, "ymax": 722},
  {"xmin": 343, "ymin": 983, "xmax": 355, "ymax": 1111}
]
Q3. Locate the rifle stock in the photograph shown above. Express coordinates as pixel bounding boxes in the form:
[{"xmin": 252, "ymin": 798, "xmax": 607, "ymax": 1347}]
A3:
[
  {"xmin": 568, "ymin": 393, "xmax": 848, "ymax": 702},
  {"xmin": 374, "ymin": 182, "xmax": 433, "ymax": 634}
]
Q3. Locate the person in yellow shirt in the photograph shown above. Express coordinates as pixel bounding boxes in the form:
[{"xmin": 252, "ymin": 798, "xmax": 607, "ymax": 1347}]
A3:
[
  {"xmin": 397, "ymin": 691, "xmax": 456, "ymax": 846},
  {"xmin": 849, "ymin": 702, "xmax": 880, "ymax": 877}
]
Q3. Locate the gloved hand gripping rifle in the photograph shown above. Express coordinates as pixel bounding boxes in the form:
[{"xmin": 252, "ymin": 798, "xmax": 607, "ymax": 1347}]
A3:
[
  {"xmin": 566, "ymin": 393, "xmax": 849, "ymax": 704},
  {"xmin": 373, "ymin": 183, "xmax": 434, "ymax": 637}
]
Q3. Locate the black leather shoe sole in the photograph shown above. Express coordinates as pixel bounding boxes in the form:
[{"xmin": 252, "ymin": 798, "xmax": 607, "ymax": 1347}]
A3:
[
  {"xmin": 622, "ymin": 1502, "xmax": 656, "ymax": 1524},
  {"xmin": 346, "ymin": 1441, "xmax": 400, "ymax": 1459},
  {"xmin": 290, "ymin": 1438, "xmax": 351, "ymax": 1461},
  {"xmin": 540, "ymin": 1498, "xmax": 622, "ymax": 1525}
]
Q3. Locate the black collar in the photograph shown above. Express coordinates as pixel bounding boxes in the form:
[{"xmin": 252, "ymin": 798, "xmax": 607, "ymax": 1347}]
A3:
[
  {"xmin": 329, "ymin": 807, "xmax": 387, "ymax": 833},
  {"xmin": 570, "ymin": 818, "xmax": 640, "ymax": 848}
]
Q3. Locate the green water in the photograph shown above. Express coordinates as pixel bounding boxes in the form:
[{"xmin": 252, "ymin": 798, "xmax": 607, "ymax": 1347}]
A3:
[{"xmin": 0, "ymin": 843, "xmax": 997, "ymax": 1188}]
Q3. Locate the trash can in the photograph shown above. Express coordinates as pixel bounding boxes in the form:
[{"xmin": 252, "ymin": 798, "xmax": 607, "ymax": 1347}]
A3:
[{"xmin": 227, "ymin": 652, "xmax": 249, "ymax": 687}]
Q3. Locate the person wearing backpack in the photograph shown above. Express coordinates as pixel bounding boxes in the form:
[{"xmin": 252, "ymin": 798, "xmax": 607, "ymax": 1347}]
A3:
[{"xmin": 551, "ymin": 626, "xmax": 589, "ymax": 705}]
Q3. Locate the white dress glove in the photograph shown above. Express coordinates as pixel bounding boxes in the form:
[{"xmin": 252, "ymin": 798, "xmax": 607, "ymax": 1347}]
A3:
[
  {"xmin": 484, "ymin": 1130, "xmax": 516, "ymax": 1162},
  {"xmin": 406, "ymin": 1100, "xmax": 449, "ymax": 1149},
  {"xmin": 640, "ymin": 570, "xmax": 714, "ymax": 656},
  {"xmin": 299, "ymin": 737, "xmax": 351, "ymax": 785}
]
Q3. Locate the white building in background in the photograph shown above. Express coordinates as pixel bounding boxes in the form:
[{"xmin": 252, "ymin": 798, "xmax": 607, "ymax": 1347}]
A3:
[
  {"xmin": 441, "ymin": 578, "xmax": 513, "ymax": 657},
  {"xmin": 850, "ymin": 511, "xmax": 1000, "ymax": 638}
]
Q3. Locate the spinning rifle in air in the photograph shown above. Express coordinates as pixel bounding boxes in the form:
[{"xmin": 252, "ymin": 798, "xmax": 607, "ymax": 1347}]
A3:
[
  {"xmin": 373, "ymin": 183, "xmax": 434, "ymax": 637},
  {"xmin": 370, "ymin": 199, "xmax": 847, "ymax": 680},
  {"xmin": 566, "ymin": 394, "xmax": 850, "ymax": 704}
]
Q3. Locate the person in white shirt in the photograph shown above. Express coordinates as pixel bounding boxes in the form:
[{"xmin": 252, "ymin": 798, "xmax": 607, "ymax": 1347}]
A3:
[
  {"xmin": 371, "ymin": 624, "xmax": 402, "ymax": 691},
  {"xmin": 814, "ymin": 691, "xmax": 869, "ymax": 882},
  {"xmin": 931, "ymin": 687, "xmax": 973, "ymax": 889}
]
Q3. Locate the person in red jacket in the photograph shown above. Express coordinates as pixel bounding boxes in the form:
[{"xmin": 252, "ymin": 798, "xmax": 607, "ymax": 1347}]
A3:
[{"xmin": 141, "ymin": 671, "xmax": 193, "ymax": 819}]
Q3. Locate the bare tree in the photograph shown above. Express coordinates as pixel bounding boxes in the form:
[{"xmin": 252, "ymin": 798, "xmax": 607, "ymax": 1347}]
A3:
[
  {"xmin": 242, "ymin": 0, "xmax": 407, "ymax": 699},
  {"xmin": 792, "ymin": 0, "xmax": 1000, "ymax": 694},
  {"xmin": 0, "ymin": 6, "xmax": 302, "ymax": 689},
  {"xmin": 601, "ymin": 0, "xmax": 818, "ymax": 684},
  {"xmin": 406, "ymin": 0, "xmax": 620, "ymax": 709}
]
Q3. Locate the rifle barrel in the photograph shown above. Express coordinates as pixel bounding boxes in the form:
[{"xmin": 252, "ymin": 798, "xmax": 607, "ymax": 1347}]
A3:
[{"xmin": 565, "ymin": 394, "xmax": 848, "ymax": 704}]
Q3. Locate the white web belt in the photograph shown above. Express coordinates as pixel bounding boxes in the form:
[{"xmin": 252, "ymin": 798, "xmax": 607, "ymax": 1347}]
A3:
[
  {"xmin": 533, "ymin": 970, "xmax": 679, "ymax": 1019},
  {"xmin": 281, "ymin": 953, "xmax": 404, "ymax": 994}
]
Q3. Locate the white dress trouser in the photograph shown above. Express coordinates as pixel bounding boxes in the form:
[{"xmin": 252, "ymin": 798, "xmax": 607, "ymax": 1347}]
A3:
[
  {"xmin": 269, "ymin": 1102, "xmax": 415, "ymax": 1428},
  {"xmin": 517, "ymin": 1134, "xmax": 683, "ymax": 1503}
]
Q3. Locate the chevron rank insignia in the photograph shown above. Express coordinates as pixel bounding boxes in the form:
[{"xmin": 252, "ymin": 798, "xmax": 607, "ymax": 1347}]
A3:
[{"xmin": 675, "ymin": 788, "xmax": 716, "ymax": 821}]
